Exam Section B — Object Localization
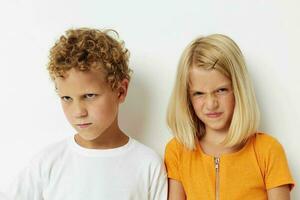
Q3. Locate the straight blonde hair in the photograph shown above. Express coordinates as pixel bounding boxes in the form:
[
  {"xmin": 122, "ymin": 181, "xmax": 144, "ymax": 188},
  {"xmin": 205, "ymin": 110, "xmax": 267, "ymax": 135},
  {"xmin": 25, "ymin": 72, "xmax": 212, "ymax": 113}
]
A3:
[{"xmin": 167, "ymin": 34, "xmax": 260, "ymax": 150}]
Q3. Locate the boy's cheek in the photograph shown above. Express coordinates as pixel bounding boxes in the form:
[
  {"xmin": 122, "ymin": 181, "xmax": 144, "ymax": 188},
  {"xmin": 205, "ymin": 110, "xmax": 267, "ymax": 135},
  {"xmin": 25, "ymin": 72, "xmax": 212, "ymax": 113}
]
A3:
[{"xmin": 61, "ymin": 107, "xmax": 73, "ymax": 122}]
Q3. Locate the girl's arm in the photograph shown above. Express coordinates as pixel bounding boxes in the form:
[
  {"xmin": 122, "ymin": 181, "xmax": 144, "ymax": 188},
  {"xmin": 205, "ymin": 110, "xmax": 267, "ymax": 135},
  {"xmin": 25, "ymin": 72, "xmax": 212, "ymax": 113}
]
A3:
[
  {"xmin": 168, "ymin": 179, "xmax": 186, "ymax": 200},
  {"xmin": 267, "ymin": 185, "xmax": 290, "ymax": 200}
]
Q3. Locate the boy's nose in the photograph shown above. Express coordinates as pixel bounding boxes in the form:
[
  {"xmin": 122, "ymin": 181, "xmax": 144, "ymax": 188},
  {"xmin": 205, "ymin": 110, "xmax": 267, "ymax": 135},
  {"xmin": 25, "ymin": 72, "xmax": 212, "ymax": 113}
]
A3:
[{"xmin": 73, "ymin": 103, "xmax": 88, "ymax": 118}]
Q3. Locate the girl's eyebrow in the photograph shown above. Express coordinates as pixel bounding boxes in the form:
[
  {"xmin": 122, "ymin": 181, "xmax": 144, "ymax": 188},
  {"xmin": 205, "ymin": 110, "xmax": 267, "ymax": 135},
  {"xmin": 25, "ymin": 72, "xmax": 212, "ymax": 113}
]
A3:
[
  {"xmin": 188, "ymin": 87, "xmax": 200, "ymax": 92},
  {"xmin": 215, "ymin": 83, "xmax": 231, "ymax": 89},
  {"xmin": 189, "ymin": 90, "xmax": 204, "ymax": 95},
  {"xmin": 189, "ymin": 83, "xmax": 231, "ymax": 94}
]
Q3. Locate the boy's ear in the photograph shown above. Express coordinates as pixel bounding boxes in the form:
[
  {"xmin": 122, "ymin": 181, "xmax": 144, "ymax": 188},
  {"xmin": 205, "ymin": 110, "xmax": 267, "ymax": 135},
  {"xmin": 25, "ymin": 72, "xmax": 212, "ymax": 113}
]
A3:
[{"xmin": 117, "ymin": 79, "xmax": 129, "ymax": 103}]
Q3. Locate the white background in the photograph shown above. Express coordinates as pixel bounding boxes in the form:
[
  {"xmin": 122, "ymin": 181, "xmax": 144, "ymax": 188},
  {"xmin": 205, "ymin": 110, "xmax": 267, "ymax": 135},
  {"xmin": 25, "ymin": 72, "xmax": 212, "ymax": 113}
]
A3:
[{"xmin": 0, "ymin": 0, "xmax": 299, "ymax": 198}]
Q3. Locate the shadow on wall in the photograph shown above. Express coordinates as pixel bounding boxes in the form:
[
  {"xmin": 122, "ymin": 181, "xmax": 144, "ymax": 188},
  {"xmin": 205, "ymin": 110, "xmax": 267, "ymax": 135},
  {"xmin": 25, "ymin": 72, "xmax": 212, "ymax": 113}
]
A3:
[{"xmin": 119, "ymin": 74, "xmax": 150, "ymax": 143}]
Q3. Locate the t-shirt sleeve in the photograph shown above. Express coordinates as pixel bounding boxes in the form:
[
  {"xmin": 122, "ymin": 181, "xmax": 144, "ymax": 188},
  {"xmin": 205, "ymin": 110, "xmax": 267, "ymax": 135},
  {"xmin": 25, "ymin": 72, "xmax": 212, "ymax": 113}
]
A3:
[
  {"xmin": 164, "ymin": 138, "xmax": 181, "ymax": 181},
  {"xmin": 257, "ymin": 135, "xmax": 295, "ymax": 190},
  {"xmin": 148, "ymin": 158, "xmax": 168, "ymax": 200},
  {"xmin": 5, "ymin": 153, "xmax": 45, "ymax": 200}
]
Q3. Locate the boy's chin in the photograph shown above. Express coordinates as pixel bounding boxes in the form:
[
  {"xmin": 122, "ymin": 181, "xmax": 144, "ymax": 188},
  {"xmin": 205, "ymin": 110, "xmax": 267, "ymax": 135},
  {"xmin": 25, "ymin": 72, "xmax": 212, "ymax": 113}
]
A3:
[{"xmin": 76, "ymin": 131, "xmax": 102, "ymax": 141}]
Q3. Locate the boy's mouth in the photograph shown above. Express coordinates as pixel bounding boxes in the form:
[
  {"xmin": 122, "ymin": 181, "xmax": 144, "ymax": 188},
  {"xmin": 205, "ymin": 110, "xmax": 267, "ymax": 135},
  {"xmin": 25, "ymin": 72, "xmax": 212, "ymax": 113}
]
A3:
[{"xmin": 76, "ymin": 123, "xmax": 92, "ymax": 129}]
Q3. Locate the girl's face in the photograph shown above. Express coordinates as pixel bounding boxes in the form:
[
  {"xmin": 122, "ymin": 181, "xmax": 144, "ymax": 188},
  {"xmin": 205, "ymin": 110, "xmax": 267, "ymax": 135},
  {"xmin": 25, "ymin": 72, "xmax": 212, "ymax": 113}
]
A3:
[{"xmin": 189, "ymin": 67, "xmax": 235, "ymax": 134}]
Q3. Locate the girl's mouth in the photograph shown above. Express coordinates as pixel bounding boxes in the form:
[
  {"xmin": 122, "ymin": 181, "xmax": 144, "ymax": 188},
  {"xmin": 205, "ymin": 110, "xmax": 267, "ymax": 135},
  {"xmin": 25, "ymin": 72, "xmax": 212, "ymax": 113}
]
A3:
[{"xmin": 206, "ymin": 112, "xmax": 222, "ymax": 118}]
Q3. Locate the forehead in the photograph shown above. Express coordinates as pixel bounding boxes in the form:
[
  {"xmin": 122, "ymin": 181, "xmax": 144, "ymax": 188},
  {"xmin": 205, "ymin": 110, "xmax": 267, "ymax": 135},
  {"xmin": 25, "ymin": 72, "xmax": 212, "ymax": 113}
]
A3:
[
  {"xmin": 189, "ymin": 67, "xmax": 231, "ymax": 90},
  {"xmin": 55, "ymin": 68, "xmax": 108, "ymax": 92}
]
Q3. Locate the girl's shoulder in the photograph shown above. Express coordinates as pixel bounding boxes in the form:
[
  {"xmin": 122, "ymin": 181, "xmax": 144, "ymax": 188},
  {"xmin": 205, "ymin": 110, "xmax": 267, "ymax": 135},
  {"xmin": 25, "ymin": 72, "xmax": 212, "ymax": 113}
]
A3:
[
  {"xmin": 250, "ymin": 132, "xmax": 294, "ymax": 190},
  {"xmin": 165, "ymin": 137, "xmax": 183, "ymax": 151},
  {"xmin": 252, "ymin": 132, "xmax": 283, "ymax": 149},
  {"xmin": 165, "ymin": 137, "xmax": 189, "ymax": 159},
  {"xmin": 166, "ymin": 137, "xmax": 181, "ymax": 146},
  {"xmin": 165, "ymin": 137, "xmax": 198, "ymax": 160},
  {"xmin": 165, "ymin": 137, "xmax": 191, "ymax": 152},
  {"xmin": 251, "ymin": 132, "xmax": 287, "ymax": 159}
]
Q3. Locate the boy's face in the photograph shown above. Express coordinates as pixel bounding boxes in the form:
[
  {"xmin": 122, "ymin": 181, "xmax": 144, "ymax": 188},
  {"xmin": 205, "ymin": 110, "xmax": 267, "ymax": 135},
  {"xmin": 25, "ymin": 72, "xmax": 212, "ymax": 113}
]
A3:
[{"xmin": 55, "ymin": 68, "xmax": 127, "ymax": 141}]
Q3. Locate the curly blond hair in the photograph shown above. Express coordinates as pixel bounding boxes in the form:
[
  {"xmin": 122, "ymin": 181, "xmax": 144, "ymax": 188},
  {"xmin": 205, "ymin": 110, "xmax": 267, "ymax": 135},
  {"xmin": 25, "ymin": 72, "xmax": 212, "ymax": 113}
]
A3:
[{"xmin": 48, "ymin": 28, "xmax": 131, "ymax": 89}]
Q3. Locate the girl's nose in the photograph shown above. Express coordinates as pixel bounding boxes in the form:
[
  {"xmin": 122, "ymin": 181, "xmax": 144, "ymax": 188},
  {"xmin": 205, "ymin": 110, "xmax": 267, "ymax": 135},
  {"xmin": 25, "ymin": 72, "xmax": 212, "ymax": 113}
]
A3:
[{"xmin": 205, "ymin": 94, "xmax": 218, "ymax": 110}]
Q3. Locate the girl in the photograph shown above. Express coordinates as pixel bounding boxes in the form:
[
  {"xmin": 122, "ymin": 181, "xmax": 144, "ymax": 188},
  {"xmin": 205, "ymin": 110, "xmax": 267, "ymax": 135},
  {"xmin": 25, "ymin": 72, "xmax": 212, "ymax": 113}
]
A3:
[{"xmin": 165, "ymin": 34, "xmax": 294, "ymax": 200}]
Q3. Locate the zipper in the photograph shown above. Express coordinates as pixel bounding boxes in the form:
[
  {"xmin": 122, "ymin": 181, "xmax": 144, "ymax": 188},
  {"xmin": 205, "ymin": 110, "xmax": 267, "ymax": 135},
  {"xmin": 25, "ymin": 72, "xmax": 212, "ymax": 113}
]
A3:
[{"xmin": 214, "ymin": 157, "xmax": 220, "ymax": 200}]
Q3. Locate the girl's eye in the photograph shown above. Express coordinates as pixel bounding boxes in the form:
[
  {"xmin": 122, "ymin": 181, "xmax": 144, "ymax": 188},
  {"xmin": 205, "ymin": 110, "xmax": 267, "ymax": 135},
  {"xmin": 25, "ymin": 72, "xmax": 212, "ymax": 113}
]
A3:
[
  {"xmin": 85, "ymin": 94, "xmax": 97, "ymax": 99},
  {"xmin": 61, "ymin": 96, "xmax": 72, "ymax": 102},
  {"xmin": 193, "ymin": 92, "xmax": 204, "ymax": 96},
  {"xmin": 216, "ymin": 88, "xmax": 228, "ymax": 94}
]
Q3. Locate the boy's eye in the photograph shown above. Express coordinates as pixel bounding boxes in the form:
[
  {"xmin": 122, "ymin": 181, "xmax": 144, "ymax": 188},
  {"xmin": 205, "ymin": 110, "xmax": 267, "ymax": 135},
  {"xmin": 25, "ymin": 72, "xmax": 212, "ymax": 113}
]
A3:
[
  {"xmin": 61, "ymin": 96, "xmax": 72, "ymax": 102},
  {"xmin": 85, "ymin": 94, "xmax": 97, "ymax": 99}
]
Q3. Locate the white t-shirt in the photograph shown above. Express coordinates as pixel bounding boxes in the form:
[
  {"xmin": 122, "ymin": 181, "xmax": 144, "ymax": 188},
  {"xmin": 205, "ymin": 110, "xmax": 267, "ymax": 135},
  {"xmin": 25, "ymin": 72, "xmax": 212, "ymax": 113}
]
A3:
[{"xmin": 6, "ymin": 137, "xmax": 167, "ymax": 200}]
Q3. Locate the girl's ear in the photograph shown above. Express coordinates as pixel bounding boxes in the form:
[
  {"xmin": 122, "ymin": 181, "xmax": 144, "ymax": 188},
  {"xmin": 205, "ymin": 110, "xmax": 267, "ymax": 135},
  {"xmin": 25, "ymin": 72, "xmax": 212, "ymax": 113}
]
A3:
[{"xmin": 117, "ymin": 79, "xmax": 129, "ymax": 103}]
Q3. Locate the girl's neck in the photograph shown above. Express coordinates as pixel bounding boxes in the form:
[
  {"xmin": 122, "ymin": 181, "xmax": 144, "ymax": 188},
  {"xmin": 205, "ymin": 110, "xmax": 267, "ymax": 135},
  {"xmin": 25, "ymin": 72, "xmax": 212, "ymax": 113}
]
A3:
[
  {"xmin": 202, "ymin": 129, "xmax": 228, "ymax": 145},
  {"xmin": 199, "ymin": 129, "xmax": 236, "ymax": 157}
]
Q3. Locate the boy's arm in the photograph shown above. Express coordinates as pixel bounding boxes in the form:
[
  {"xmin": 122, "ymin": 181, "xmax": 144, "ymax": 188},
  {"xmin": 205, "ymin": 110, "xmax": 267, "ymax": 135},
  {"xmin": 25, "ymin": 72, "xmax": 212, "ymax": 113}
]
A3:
[
  {"xmin": 5, "ymin": 155, "xmax": 45, "ymax": 200},
  {"xmin": 149, "ymin": 160, "xmax": 168, "ymax": 200}
]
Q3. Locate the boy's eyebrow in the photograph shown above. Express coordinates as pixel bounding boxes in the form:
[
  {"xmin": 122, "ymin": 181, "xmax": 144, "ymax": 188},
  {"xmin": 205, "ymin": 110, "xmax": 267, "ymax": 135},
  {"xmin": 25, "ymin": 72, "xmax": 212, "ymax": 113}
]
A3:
[{"xmin": 55, "ymin": 75, "xmax": 65, "ymax": 79}]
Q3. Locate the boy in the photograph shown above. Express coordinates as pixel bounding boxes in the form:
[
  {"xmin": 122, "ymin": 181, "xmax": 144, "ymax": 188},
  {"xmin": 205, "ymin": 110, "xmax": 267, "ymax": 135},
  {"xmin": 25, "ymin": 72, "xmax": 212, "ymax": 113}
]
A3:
[{"xmin": 6, "ymin": 28, "xmax": 167, "ymax": 200}]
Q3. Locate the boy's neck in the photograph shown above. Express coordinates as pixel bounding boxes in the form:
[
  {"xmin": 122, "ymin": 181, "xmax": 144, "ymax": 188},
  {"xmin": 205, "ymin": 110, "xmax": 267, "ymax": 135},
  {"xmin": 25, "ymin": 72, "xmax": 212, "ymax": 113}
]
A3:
[{"xmin": 74, "ymin": 127, "xmax": 129, "ymax": 149}]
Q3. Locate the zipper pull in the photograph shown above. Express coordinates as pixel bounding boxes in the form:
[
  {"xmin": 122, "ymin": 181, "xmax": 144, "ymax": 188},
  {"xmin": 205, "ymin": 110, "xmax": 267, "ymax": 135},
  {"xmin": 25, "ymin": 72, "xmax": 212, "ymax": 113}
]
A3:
[
  {"xmin": 214, "ymin": 157, "xmax": 220, "ymax": 200},
  {"xmin": 214, "ymin": 157, "xmax": 220, "ymax": 169}
]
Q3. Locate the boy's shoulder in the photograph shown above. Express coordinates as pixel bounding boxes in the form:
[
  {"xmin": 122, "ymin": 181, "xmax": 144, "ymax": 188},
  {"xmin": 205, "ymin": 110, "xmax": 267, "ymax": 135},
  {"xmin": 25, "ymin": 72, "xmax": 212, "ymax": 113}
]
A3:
[
  {"xmin": 28, "ymin": 136, "xmax": 72, "ymax": 167},
  {"xmin": 129, "ymin": 138, "xmax": 163, "ymax": 164},
  {"xmin": 40, "ymin": 136, "xmax": 70, "ymax": 155},
  {"xmin": 29, "ymin": 137, "xmax": 163, "ymax": 170},
  {"xmin": 9, "ymin": 137, "xmax": 72, "ymax": 187},
  {"xmin": 36, "ymin": 137, "xmax": 161, "ymax": 161}
]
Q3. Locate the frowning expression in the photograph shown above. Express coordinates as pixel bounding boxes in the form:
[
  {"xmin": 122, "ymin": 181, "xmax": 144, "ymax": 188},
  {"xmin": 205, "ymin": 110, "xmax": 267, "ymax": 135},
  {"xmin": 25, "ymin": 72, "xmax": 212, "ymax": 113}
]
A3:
[
  {"xmin": 55, "ymin": 68, "xmax": 124, "ymax": 141},
  {"xmin": 189, "ymin": 67, "xmax": 235, "ymax": 134}
]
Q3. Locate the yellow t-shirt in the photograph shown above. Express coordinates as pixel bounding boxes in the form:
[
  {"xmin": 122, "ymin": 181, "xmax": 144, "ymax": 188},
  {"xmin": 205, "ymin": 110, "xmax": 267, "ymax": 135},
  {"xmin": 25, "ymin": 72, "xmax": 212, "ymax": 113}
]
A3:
[{"xmin": 165, "ymin": 133, "xmax": 295, "ymax": 200}]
